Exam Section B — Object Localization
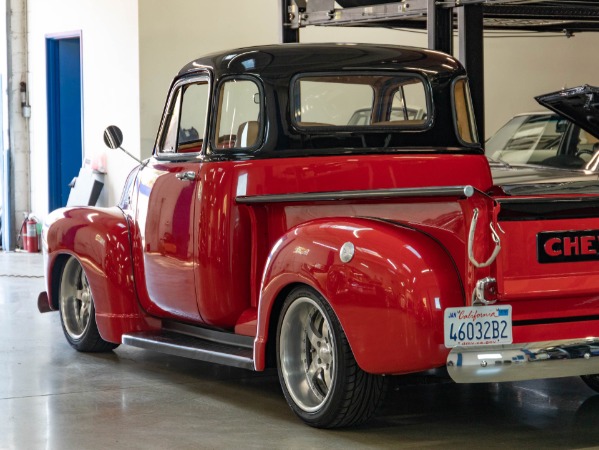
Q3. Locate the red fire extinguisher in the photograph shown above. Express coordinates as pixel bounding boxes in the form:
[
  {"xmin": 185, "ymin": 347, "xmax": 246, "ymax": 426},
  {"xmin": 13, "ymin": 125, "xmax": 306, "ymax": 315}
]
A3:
[{"xmin": 24, "ymin": 216, "xmax": 39, "ymax": 253}]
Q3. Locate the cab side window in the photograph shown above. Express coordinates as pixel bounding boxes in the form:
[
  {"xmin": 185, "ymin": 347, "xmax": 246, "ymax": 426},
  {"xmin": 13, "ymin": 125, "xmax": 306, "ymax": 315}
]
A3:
[
  {"xmin": 453, "ymin": 78, "xmax": 479, "ymax": 145},
  {"xmin": 214, "ymin": 79, "xmax": 262, "ymax": 150},
  {"xmin": 160, "ymin": 78, "xmax": 210, "ymax": 154}
]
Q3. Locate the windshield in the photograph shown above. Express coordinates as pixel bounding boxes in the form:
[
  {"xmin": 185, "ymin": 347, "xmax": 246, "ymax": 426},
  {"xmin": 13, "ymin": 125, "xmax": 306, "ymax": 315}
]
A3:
[
  {"xmin": 486, "ymin": 113, "xmax": 599, "ymax": 170},
  {"xmin": 485, "ymin": 113, "xmax": 568, "ymax": 165},
  {"xmin": 486, "ymin": 114, "xmax": 568, "ymax": 165}
]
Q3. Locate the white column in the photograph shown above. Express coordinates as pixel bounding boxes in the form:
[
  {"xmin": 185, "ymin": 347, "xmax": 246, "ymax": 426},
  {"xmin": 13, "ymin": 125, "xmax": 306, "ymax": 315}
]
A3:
[{"xmin": 6, "ymin": 0, "xmax": 30, "ymax": 249}]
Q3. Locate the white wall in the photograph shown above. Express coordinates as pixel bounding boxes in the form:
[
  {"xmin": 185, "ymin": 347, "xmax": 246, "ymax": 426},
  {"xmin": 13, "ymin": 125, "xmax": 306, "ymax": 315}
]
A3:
[
  {"xmin": 138, "ymin": 0, "xmax": 281, "ymax": 158},
  {"xmin": 27, "ymin": 0, "xmax": 140, "ymax": 215},
  {"xmin": 22, "ymin": 1, "xmax": 599, "ymax": 219},
  {"xmin": 484, "ymin": 32, "xmax": 599, "ymax": 137}
]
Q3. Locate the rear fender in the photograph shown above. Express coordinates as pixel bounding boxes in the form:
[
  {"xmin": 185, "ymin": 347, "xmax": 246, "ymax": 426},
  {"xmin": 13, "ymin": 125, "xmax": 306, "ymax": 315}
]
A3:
[
  {"xmin": 255, "ymin": 217, "xmax": 464, "ymax": 374},
  {"xmin": 44, "ymin": 206, "xmax": 159, "ymax": 343}
]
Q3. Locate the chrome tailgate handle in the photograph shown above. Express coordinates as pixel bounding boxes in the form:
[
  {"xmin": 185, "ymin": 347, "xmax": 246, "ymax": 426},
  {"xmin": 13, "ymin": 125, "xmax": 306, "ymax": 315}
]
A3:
[{"xmin": 176, "ymin": 171, "xmax": 196, "ymax": 181}]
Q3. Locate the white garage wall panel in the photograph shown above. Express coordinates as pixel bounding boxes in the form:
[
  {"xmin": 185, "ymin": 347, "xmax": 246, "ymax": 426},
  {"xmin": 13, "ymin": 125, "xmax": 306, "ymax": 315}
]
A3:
[
  {"xmin": 22, "ymin": 0, "xmax": 599, "ymax": 217},
  {"xmin": 137, "ymin": 0, "xmax": 280, "ymax": 158},
  {"xmin": 27, "ymin": 0, "xmax": 140, "ymax": 214},
  {"xmin": 484, "ymin": 33, "xmax": 599, "ymax": 137}
]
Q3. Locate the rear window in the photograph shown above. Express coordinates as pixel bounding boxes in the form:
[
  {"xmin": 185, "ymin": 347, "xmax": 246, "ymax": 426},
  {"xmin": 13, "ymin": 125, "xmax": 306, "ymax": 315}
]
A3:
[{"xmin": 292, "ymin": 73, "xmax": 430, "ymax": 129}]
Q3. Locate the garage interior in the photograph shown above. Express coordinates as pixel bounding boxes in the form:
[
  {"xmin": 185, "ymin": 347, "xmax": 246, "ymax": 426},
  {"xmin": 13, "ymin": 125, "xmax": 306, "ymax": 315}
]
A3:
[{"xmin": 3, "ymin": 0, "xmax": 599, "ymax": 448}]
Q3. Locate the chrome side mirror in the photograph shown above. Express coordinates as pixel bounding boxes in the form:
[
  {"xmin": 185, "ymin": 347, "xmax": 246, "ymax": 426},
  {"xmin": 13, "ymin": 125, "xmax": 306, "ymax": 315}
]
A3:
[
  {"xmin": 103, "ymin": 125, "xmax": 124, "ymax": 149},
  {"xmin": 103, "ymin": 125, "xmax": 141, "ymax": 164}
]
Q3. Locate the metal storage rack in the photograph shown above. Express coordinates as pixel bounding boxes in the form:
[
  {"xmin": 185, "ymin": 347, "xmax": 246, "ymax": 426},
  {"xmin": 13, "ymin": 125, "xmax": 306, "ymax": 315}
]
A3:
[{"xmin": 282, "ymin": 0, "xmax": 599, "ymax": 137}]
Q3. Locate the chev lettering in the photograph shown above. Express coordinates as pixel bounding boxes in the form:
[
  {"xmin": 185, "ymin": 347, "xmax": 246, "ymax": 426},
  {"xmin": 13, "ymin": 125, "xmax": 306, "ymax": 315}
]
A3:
[
  {"xmin": 543, "ymin": 235, "xmax": 599, "ymax": 257},
  {"xmin": 537, "ymin": 229, "xmax": 599, "ymax": 263}
]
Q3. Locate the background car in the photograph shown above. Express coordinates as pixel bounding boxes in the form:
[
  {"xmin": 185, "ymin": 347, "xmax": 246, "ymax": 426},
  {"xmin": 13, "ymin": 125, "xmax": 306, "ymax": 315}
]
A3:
[
  {"xmin": 485, "ymin": 85, "xmax": 599, "ymax": 190},
  {"xmin": 486, "ymin": 111, "xmax": 599, "ymax": 171}
]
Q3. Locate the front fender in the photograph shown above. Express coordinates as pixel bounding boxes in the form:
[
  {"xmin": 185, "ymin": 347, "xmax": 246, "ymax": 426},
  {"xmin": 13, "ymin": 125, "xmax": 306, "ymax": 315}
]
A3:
[
  {"xmin": 44, "ymin": 206, "xmax": 158, "ymax": 343},
  {"xmin": 255, "ymin": 217, "xmax": 464, "ymax": 374}
]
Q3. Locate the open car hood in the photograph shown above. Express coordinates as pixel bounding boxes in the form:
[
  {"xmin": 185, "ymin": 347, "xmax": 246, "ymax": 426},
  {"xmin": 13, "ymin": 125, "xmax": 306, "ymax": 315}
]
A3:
[{"xmin": 535, "ymin": 85, "xmax": 599, "ymax": 139}]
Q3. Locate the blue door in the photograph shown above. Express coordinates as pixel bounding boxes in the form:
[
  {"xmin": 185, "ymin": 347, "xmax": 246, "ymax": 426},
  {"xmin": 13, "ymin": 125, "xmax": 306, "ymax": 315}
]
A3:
[{"xmin": 46, "ymin": 36, "xmax": 82, "ymax": 211}]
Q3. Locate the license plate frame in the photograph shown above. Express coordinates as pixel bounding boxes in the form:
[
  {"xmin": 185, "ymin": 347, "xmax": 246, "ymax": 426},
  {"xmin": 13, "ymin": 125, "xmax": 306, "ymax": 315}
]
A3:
[{"xmin": 444, "ymin": 305, "xmax": 512, "ymax": 348}]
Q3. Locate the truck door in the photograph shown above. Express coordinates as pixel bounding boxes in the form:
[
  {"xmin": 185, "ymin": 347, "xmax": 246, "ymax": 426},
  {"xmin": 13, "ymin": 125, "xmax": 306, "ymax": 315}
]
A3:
[
  {"xmin": 134, "ymin": 75, "xmax": 210, "ymax": 322},
  {"xmin": 193, "ymin": 77, "xmax": 262, "ymax": 328}
]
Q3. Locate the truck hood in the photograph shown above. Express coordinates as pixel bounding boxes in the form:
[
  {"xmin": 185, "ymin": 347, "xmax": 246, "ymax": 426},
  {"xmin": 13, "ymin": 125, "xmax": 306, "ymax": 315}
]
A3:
[{"xmin": 535, "ymin": 84, "xmax": 599, "ymax": 139}]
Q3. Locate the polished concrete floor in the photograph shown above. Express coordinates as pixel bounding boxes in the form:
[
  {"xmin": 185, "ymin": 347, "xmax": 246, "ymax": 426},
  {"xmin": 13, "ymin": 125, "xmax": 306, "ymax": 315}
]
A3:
[{"xmin": 2, "ymin": 252, "xmax": 599, "ymax": 449}]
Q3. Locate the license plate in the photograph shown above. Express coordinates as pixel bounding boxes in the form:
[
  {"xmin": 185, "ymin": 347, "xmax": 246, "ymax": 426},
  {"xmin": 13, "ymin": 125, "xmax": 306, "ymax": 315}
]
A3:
[{"xmin": 444, "ymin": 305, "xmax": 512, "ymax": 348}]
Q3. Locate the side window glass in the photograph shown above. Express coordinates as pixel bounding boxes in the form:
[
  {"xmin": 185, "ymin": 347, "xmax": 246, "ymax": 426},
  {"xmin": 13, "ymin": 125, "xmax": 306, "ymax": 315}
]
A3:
[
  {"xmin": 161, "ymin": 89, "xmax": 181, "ymax": 153},
  {"xmin": 215, "ymin": 79, "xmax": 261, "ymax": 150},
  {"xmin": 453, "ymin": 78, "xmax": 479, "ymax": 145},
  {"xmin": 391, "ymin": 83, "xmax": 427, "ymax": 122},
  {"xmin": 178, "ymin": 82, "xmax": 209, "ymax": 153},
  {"xmin": 159, "ymin": 79, "xmax": 209, "ymax": 154},
  {"xmin": 575, "ymin": 128, "xmax": 599, "ymax": 163}
]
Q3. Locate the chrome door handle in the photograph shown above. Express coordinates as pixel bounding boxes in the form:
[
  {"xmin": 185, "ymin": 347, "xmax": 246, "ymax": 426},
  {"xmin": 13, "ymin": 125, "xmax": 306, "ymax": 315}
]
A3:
[{"xmin": 176, "ymin": 171, "xmax": 196, "ymax": 181}]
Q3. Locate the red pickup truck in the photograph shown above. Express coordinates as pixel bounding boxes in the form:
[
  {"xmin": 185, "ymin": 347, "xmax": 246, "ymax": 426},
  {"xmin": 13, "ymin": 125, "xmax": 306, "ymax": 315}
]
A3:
[{"xmin": 38, "ymin": 44, "xmax": 599, "ymax": 428}]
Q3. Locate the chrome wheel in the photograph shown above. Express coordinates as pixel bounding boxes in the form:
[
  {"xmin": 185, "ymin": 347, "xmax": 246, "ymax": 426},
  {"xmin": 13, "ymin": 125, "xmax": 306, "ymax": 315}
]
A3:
[
  {"xmin": 60, "ymin": 257, "xmax": 92, "ymax": 340},
  {"xmin": 58, "ymin": 257, "xmax": 118, "ymax": 352},
  {"xmin": 276, "ymin": 287, "xmax": 387, "ymax": 428},
  {"xmin": 279, "ymin": 296, "xmax": 335, "ymax": 412}
]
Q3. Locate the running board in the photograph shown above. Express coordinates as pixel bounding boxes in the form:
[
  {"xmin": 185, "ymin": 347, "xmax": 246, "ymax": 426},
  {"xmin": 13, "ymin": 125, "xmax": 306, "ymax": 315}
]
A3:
[{"xmin": 122, "ymin": 329, "xmax": 255, "ymax": 370}]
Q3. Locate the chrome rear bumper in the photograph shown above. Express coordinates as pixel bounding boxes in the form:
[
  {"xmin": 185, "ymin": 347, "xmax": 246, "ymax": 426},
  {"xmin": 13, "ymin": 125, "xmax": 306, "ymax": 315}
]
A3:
[{"xmin": 447, "ymin": 337, "xmax": 599, "ymax": 383}]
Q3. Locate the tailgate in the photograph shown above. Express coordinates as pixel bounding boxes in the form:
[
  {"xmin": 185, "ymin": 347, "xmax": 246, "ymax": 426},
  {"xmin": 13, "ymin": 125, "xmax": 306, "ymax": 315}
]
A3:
[{"xmin": 496, "ymin": 196, "xmax": 599, "ymax": 302}]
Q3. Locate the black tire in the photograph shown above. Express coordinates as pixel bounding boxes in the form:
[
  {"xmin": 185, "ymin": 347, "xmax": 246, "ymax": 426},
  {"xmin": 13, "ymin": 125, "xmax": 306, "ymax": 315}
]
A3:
[
  {"xmin": 276, "ymin": 286, "xmax": 387, "ymax": 428},
  {"xmin": 59, "ymin": 257, "xmax": 119, "ymax": 352},
  {"xmin": 581, "ymin": 374, "xmax": 599, "ymax": 393}
]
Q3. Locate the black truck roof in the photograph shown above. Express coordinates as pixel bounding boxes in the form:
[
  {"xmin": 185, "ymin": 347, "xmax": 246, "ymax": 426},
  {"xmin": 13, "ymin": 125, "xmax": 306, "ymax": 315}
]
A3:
[{"xmin": 177, "ymin": 43, "xmax": 464, "ymax": 81}]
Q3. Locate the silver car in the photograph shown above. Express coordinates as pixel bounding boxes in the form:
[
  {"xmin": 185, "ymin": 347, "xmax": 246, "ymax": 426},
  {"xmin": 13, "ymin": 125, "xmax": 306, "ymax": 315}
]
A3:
[
  {"xmin": 486, "ymin": 85, "xmax": 599, "ymax": 192},
  {"xmin": 487, "ymin": 111, "xmax": 599, "ymax": 171}
]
